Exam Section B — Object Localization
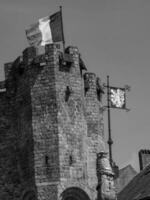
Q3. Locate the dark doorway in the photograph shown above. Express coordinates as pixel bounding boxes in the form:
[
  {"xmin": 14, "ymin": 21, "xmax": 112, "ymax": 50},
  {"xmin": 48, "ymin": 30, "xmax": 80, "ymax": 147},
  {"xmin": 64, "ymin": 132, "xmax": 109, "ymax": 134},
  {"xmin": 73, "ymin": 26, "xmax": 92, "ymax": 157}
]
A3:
[
  {"xmin": 61, "ymin": 187, "xmax": 91, "ymax": 200},
  {"xmin": 65, "ymin": 198, "xmax": 78, "ymax": 200}
]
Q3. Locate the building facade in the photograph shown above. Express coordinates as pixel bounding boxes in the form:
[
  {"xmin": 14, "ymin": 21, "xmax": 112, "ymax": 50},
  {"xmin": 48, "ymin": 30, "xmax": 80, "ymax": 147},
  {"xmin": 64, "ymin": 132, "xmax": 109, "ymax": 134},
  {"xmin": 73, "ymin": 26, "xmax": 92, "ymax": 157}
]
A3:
[{"xmin": 0, "ymin": 44, "xmax": 116, "ymax": 200}]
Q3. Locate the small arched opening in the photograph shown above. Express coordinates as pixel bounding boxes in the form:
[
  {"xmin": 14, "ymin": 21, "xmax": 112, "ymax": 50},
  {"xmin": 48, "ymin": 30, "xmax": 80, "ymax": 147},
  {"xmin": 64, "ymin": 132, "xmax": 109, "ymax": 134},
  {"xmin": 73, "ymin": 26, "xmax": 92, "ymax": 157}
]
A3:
[{"xmin": 61, "ymin": 187, "xmax": 91, "ymax": 200}]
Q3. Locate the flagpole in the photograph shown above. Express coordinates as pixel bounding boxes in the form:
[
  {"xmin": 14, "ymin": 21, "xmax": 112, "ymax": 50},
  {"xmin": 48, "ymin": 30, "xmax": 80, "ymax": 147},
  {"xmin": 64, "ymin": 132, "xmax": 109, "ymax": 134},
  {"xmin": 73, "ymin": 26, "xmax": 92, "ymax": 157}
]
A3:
[
  {"xmin": 60, "ymin": 6, "xmax": 65, "ymax": 52},
  {"xmin": 107, "ymin": 75, "xmax": 113, "ymax": 166}
]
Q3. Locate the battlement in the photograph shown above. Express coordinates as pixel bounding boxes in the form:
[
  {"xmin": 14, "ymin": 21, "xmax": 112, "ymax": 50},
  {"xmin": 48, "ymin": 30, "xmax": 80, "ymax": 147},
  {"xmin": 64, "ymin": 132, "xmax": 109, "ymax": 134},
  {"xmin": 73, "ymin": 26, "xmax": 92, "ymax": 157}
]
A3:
[
  {"xmin": 84, "ymin": 72, "xmax": 96, "ymax": 91},
  {"xmin": 4, "ymin": 44, "xmax": 79, "ymax": 80},
  {"xmin": 3, "ymin": 44, "xmax": 104, "ymax": 103},
  {"xmin": 0, "ymin": 81, "xmax": 6, "ymax": 92}
]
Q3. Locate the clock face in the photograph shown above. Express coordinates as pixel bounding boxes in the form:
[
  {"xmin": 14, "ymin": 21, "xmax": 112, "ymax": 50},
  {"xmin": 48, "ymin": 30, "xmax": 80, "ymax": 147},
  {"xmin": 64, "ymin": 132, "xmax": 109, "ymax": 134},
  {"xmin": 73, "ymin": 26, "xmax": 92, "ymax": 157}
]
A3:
[{"xmin": 110, "ymin": 87, "xmax": 126, "ymax": 108}]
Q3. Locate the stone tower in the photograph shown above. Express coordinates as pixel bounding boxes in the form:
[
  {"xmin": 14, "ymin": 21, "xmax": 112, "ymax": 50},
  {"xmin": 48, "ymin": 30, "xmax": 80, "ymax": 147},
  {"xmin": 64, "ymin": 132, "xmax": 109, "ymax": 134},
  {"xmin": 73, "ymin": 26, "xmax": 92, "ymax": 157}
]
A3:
[{"xmin": 0, "ymin": 44, "xmax": 115, "ymax": 200}]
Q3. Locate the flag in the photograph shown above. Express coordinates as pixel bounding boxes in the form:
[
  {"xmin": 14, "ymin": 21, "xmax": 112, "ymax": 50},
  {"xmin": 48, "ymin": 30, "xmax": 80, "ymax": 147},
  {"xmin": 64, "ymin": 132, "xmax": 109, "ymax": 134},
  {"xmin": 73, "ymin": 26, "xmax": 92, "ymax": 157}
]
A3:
[
  {"xmin": 50, "ymin": 11, "xmax": 64, "ymax": 43},
  {"xmin": 26, "ymin": 11, "xmax": 64, "ymax": 47},
  {"xmin": 109, "ymin": 87, "xmax": 126, "ymax": 109}
]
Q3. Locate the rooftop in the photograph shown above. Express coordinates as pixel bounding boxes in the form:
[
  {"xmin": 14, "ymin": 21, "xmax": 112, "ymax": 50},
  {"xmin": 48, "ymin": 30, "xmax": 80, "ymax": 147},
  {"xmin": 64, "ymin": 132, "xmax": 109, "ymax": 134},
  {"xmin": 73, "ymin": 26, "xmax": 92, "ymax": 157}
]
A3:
[{"xmin": 118, "ymin": 163, "xmax": 150, "ymax": 200}]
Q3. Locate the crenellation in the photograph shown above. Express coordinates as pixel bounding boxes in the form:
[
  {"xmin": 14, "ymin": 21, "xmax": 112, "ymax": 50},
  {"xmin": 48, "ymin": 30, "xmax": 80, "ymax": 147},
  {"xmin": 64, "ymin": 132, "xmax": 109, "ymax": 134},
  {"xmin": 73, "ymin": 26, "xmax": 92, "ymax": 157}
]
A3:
[
  {"xmin": 4, "ymin": 62, "xmax": 13, "ymax": 80},
  {"xmin": 23, "ymin": 46, "xmax": 37, "ymax": 64},
  {"xmin": 83, "ymin": 72, "xmax": 97, "ymax": 96},
  {"xmin": 0, "ymin": 80, "xmax": 6, "ymax": 93}
]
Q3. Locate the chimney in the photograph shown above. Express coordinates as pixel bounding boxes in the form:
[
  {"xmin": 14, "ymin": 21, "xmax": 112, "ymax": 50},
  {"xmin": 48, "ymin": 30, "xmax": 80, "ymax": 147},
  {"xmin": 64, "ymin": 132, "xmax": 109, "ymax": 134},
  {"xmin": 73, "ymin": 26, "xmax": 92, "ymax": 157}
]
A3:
[{"xmin": 139, "ymin": 149, "xmax": 150, "ymax": 171}]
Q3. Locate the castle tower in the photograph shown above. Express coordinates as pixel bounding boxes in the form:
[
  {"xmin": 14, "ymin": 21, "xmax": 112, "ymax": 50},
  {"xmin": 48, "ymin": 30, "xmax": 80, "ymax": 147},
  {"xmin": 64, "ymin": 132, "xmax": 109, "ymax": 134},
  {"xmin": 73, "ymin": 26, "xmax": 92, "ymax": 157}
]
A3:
[{"xmin": 0, "ymin": 44, "xmax": 114, "ymax": 200}]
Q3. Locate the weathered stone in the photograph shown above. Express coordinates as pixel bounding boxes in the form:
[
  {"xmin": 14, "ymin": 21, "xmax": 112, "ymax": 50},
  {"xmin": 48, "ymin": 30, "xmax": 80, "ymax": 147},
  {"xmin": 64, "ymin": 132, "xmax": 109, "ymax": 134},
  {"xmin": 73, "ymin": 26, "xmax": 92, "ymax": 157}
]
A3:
[{"xmin": 0, "ymin": 44, "xmax": 107, "ymax": 200}]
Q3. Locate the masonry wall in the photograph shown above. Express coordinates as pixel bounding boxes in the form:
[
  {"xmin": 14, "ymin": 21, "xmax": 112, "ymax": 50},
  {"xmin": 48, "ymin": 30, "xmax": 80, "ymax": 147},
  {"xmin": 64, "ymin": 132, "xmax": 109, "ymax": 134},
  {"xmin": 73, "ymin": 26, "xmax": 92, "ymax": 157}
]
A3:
[
  {"xmin": 0, "ymin": 90, "xmax": 19, "ymax": 200},
  {"xmin": 52, "ymin": 46, "xmax": 106, "ymax": 200},
  {"xmin": 0, "ymin": 44, "xmax": 106, "ymax": 200},
  {"xmin": 2, "ymin": 56, "xmax": 37, "ymax": 200},
  {"xmin": 0, "ymin": 58, "xmax": 35, "ymax": 200},
  {"xmin": 29, "ymin": 45, "xmax": 60, "ymax": 200}
]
